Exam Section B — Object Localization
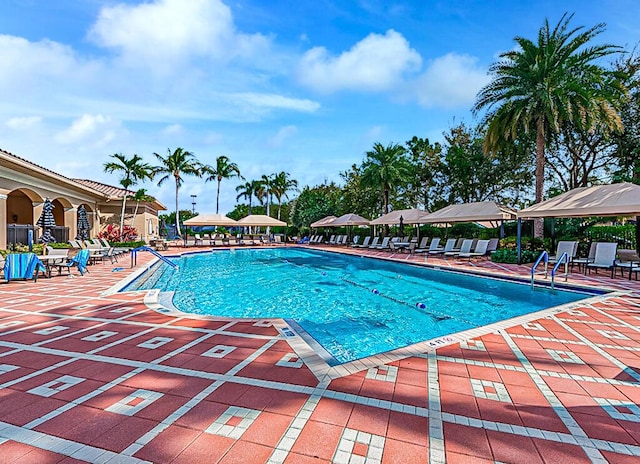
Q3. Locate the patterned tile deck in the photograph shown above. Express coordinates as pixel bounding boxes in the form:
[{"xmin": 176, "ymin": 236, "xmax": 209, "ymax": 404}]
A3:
[{"xmin": 0, "ymin": 244, "xmax": 639, "ymax": 463}]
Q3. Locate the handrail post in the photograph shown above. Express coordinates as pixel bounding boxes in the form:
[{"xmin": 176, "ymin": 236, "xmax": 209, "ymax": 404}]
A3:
[{"xmin": 531, "ymin": 251, "xmax": 549, "ymax": 288}]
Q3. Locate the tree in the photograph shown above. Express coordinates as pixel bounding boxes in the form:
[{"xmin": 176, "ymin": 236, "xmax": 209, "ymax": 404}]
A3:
[
  {"xmin": 404, "ymin": 136, "xmax": 443, "ymax": 211},
  {"xmin": 361, "ymin": 142, "xmax": 412, "ymax": 216},
  {"xmin": 290, "ymin": 183, "xmax": 343, "ymax": 229},
  {"xmin": 203, "ymin": 155, "xmax": 242, "ymax": 214},
  {"xmin": 339, "ymin": 164, "xmax": 380, "ymax": 219},
  {"xmin": 235, "ymin": 179, "xmax": 263, "ymax": 215},
  {"xmin": 474, "ymin": 13, "xmax": 625, "ymax": 236},
  {"xmin": 103, "ymin": 153, "xmax": 154, "ymax": 240},
  {"xmin": 256, "ymin": 174, "xmax": 275, "ymax": 217},
  {"xmin": 153, "ymin": 148, "xmax": 201, "ymax": 238},
  {"xmin": 271, "ymin": 171, "xmax": 298, "ymax": 221}
]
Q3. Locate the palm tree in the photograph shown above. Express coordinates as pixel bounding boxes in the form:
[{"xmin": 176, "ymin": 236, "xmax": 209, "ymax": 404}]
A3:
[
  {"xmin": 473, "ymin": 13, "xmax": 625, "ymax": 237},
  {"xmin": 271, "ymin": 171, "xmax": 298, "ymax": 220},
  {"xmin": 361, "ymin": 142, "xmax": 412, "ymax": 216},
  {"xmin": 257, "ymin": 174, "xmax": 275, "ymax": 217},
  {"xmin": 203, "ymin": 155, "xmax": 242, "ymax": 214},
  {"xmin": 235, "ymin": 179, "xmax": 262, "ymax": 215},
  {"xmin": 103, "ymin": 153, "xmax": 154, "ymax": 240},
  {"xmin": 153, "ymin": 148, "xmax": 201, "ymax": 238},
  {"xmin": 128, "ymin": 188, "xmax": 156, "ymax": 228}
]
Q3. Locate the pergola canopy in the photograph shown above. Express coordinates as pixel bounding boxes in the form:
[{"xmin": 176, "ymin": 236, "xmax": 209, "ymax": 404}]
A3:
[
  {"xmin": 237, "ymin": 215, "xmax": 286, "ymax": 227},
  {"xmin": 518, "ymin": 183, "xmax": 640, "ymax": 219},
  {"xmin": 328, "ymin": 213, "xmax": 370, "ymax": 227},
  {"xmin": 420, "ymin": 201, "xmax": 517, "ymax": 224},
  {"xmin": 369, "ymin": 208, "xmax": 428, "ymax": 225},
  {"xmin": 183, "ymin": 213, "xmax": 238, "ymax": 226},
  {"xmin": 310, "ymin": 215, "xmax": 337, "ymax": 228}
]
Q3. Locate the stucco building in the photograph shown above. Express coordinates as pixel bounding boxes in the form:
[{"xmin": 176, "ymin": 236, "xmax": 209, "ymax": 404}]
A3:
[{"xmin": 0, "ymin": 149, "xmax": 165, "ymax": 250}]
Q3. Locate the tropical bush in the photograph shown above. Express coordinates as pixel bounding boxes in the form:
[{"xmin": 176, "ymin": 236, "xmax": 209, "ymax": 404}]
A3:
[
  {"xmin": 98, "ymin": 224, "xmax": 138, "ymax": 242},
  {"xmin": 491, "ymin": 249, "xmax": 538, "ymax": 264}
]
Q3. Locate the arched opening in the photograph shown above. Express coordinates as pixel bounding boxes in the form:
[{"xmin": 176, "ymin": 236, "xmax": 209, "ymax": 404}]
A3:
[
  {"xmin": 51, "ymin": 199, "xmax": 65, "ymax": 226},
  {"xmin": 5, "ymin": 188, "xmax": 42, "ymax": 247}
]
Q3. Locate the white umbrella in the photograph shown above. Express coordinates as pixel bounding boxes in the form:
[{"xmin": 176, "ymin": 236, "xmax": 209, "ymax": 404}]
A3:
[
  {"xmin": 237, "ymin": 215, "xmax": 287, "ymax": 227},
  {"xmin": 310, "ymin": 215, "xmax": 337, "ymax": 228},
  {"xmin": 369, "ymin": 208, "xmax": 428, "ymax": 225},
  {"xmin": 328, "ymin": 213, "xmax": 370, "ymax": 226}
]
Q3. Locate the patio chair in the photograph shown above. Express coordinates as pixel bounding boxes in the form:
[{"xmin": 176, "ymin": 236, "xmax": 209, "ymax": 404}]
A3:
[
  {"xmin": 445, "ymin": 239, "xmax": 473, "ymax": 258},
  {"xmin": 3, "ymin": 253, "xmax": 46, "ymax": 282},
  {"xmin": 368, "ymin": 237, "xmax": 380, "ymax": 248},
  {"xmin": 351, "ymin": 236, "xmax": 360, "ymax": 247},
  {"xmin": 572, "ymin": 242, "xmax": 597, "ymax": 272},
  {"xmin": 420, "ymin": 238, "xmax": 442, "ymax": 258},
  {"xmin": 57, "ymin": 249, "xmax": 91, "ymax": 276},
  {"xmin": 586, "ymin": 243, "xmax": 618, "ymax": 277},
  {"xmin": 613, "ymin": 249, "xmax": 640, "ymax": 279},
  {"xmin": 327, "ymin": 235, "xmax": 336, "ymax": 245},
  {"xmin": 435, "ymin": 239, "xmax": 457, "ymax": 257},
  {"xmin": 486, "ymin": 238, "xmax": 500, "ymax": 254},
  {"xmin": 548, "ymin": 241, "xmax": 578, "ymax": 265},
  {"xmin": 194, "ymin": 234, "xmax": 203, "ymax": 245},
  {"xmin": 375, "ymin": 237, "xmax": 391, "ymax": 250}
]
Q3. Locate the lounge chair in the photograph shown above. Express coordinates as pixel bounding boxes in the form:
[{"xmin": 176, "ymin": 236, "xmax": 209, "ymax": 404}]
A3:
[
  {"xmin": 413, "ymin": 237, "xmax": 429, "ymax": 253},
  {"xmin": 446, "ymin": 239, "xmax": 473, "ymax": 258},
  {"xmin": 368, "ymin": 237, "xmax": 380, "ymax": 249},
  {"xmin": 458, "ymin": 239, "xmax": 490, "ymax": 261},
  {"xmin": 486, "ymin": 238, "xmax": 500, "ymax": 254},
  {"xmin": 351, "ymin": 236, "xmax": 360, "ymax": 247},
  {"xmin": 375, "ymin": 237, "xmax": 391, "ymax": 250},
  {"xmin": 3, "ymin": 253, "xmax": 46, "ymax": 282},
  {"xmin": 436, "ymin": 239, "xmax": 457, "ymax": 257},
  {"xmin": 194, "ymin": 234, "xmax": 203, "ymax": 245},
  {"xmin": 327, "ymin": 235, "xmax": 336, "ymax": 245},
  {"xmin": 586, "ymin": 243, "xmax": 618, "ymax": 277},
  {"xmin": 354, "ymin": 236, "xmax": 371, "ymax": 248}
]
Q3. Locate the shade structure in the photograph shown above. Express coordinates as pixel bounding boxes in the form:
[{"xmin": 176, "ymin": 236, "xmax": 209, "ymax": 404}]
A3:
[
  {"xmin": 369, "ymin": 208, "xmax": 428, "ymax": 225},
  {"xmin": 328, "ymin": 213, "xmax": 370, "ymax": 227},
  {"xmin": 237, "ymin": 215, "xmax": 287, "ymax": 227},
  {"xmin": 518, "ymin": 183, "xmax": 640, "ymax": 218},
  {"xmin": 310, "ymin": 215, "xmax": 337, "ymax": 228},
  {"xmin": 420, "ymin": 201, "xmax": 517, "ymax": 225},
  {"xmin": 36, "ymin": 198, "xmax": 57, "ymax": 243},
  {"xmin": 76, "ymin": 204, "xmax": 90, "ymax": 241},
  {"xmin": 183, "ymin": 213, "xmax": 238, "ymax": 227}
]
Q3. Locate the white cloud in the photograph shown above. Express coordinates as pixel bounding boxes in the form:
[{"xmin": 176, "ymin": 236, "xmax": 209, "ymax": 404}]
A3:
[
  {"xmin": 228, "ymin": 93, "xmax": 320, "ymax": 113},
  {"xmin": 5, "ymin": 116, "xmax": 42, "ymax": 130},
  {"xmin": 297, "ymin": 29, "xmax": 421, "ymax": 93},
  {"xmin": 412, "ymin": 53, "xmax": 489, "ymax": 108},
  {"xmin": 54, "ymin": 114, "xmax": 121, "ymax": 146},
  {"xmin": 89, "ymin": 0, "xmax": 270, "ymax": 67},
  {"xmin": 161, "ymin": 124, "xmax": 184, "ymax": 136},
  {"xmin": 267, "ymin": 125, "xmax": 298, "ymax": 148}
]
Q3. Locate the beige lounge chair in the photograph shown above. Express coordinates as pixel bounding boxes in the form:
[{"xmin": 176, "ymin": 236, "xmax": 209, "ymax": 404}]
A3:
[{"xmin": 586, "ymin": 243, "xmax": 618, "ymax": 277}]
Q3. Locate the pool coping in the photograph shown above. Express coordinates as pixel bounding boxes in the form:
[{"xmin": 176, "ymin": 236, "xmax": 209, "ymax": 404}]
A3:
[{"xmin": 105, "ymin": 247, "xmax": 624, "ymax": 382}]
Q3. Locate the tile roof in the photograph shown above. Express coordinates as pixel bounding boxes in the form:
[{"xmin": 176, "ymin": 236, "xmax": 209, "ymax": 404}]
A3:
[{"xmin": 73, "ymin": 179, "xmax": 130, "ymax": 199}]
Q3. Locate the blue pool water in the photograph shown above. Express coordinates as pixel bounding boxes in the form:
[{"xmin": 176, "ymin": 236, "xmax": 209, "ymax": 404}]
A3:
[{"xmin": 125, "ymin": 248, "xmax": 592, "ymax": 363}]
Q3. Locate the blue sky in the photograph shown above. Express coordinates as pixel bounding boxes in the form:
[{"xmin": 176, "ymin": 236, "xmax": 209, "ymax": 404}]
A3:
[{"xmin": 1, "ymin": 0, "xmax": 638, "ymax": 214}]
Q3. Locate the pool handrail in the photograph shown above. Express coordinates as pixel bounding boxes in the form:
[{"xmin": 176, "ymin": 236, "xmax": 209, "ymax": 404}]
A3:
[
  {"xmin": 550, "ymin": 251, "xmax": 569, "ymax": 289},
  {"xmin": 131, "ymin": 246, "xmax": 179, "ymax": 269},
  {"xmin": 531, "ymin": 250, "xmax": 549, "ymax": 288}
]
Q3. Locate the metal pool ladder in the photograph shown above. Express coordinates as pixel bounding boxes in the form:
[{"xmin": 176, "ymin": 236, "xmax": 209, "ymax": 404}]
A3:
[
  {"xmin": 531, "ymin": 251, "xmax": 569, "ymax": 289},
  {"xmin": 131, "ymin": 246, "xmax": 179, "ymax": 269}
]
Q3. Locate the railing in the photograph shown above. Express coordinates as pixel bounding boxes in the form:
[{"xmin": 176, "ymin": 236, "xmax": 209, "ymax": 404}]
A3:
[
  {"xmin": 131, "ymin": 246, "xmax": 179, "ymax": 269},
  {"xmin": 550, "ymin": 252, "xmax": 570, "ymax": 289},
  {"xmin": 531, "ymin": 251, "xmax": 549, "ymax": 288}
]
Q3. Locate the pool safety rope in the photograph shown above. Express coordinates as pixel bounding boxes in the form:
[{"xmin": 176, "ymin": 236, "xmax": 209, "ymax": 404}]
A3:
[{"xmin": 269, "ymin": 251, "xmax": 479, "ymax": 327}]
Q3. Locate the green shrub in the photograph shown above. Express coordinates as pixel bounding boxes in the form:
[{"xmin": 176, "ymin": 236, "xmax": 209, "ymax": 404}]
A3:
[
  {"xmin": 110, "ymin": 240, "xmax": 146, "ymax": 248},
  {"xmin": 491, "ymin": 249, "xmax": 538, "ymax": 264}
]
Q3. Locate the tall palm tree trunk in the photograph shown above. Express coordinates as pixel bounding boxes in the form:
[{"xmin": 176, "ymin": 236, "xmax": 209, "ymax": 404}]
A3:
[
  {"xmin": 216, "ymin": 179, "xmax": 221, "ymax": 214},
  {"xmin": 119, "ymin": 197, "xmax": 127, "ymax": 241},
  {"xmin": 534, "ymin": 120, "xmax": 545, "ymax": 238},
  {"xmin": 175, "ymin": 178, "xmax": 181, "ymax": 238}
]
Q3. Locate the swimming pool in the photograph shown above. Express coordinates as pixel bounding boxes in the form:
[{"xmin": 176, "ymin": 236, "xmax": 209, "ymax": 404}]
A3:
[{"xmin": 125, "ymin": 248, "xmax": 592, "ymax": 364}]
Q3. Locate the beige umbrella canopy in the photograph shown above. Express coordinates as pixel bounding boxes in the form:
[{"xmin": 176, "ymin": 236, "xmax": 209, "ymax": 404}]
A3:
[
  {"xmin": 518, "ymin": 182, "xmax": 640, "ymax": 218},
  {"xmin": 237, "ymin": 215, "xmax": 287, "ymax": 227},
  {"xmin": 328, "ymin": 213, "xmax": 370, "ymax": 227},
  {"xmin": 310, "ymin": 215, "xmax": 337, "ymax": 228},
  {"xmin": 183, "ymin": 213, "xmax": 238, "ymax": 227},
  {"xmin": 420, "ymin": 201, "xmax": 517, "ymax": 225},
  {"xmin": 369, "ymin": 208, "xmax": 428, "ymax": 225}
]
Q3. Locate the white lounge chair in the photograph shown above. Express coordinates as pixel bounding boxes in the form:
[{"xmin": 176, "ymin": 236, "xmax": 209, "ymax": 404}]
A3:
[
  {"xmin": 354, "ymin": 236, "xmax": 371, "ymax": 248},
  {"xmin": 548, "ymin": 241, "xmax": 578, "ymax": 265},
  {"xmin": 375, "ymin": 237, "xmax": 390, "ymax": 250},
  {"xmin": 458, "ymin": 239, "xmax": 490, "ymax": 260},
  {"xmin": 413, "ymin": 237, "xmax": 429, "ymax": 253},
  {"xmin": 368, "ymin": 237, "xmax": 380, "ymax": 248}
]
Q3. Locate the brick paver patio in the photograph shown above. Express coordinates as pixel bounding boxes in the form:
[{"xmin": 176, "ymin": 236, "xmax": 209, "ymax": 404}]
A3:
[{"xmin": 0, "ymin": 244, "xmax": 639, "ymax": 463}]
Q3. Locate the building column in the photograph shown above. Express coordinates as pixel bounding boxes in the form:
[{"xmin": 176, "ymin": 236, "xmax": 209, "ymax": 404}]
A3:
[
  {"xmin": 0, "ymin": 192, "xmax": 8, "ymax": 250},
  {"xmin": 65, "ymin": 207, "xmax": 77, "ymax": 242}
]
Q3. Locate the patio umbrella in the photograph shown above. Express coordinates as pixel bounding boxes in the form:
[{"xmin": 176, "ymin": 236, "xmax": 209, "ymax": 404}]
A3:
[
  {"xmin": 328, "ymin": 213, "xmax": 370, "ymax": 242},
  {"xmin": 36, "ymin": 198, "xmax": 57, "ymax": 244},
  {"xmin": 183, "ymin": 213, "xmax": 239, "ymax": 227},
  {"xmin": 159, "ymin": 217, "xmax": 166, "ymax": 237},
  {"xmin": 398, "ymin": 215, "xmax": 404, "ymax": 237},
  {"xmin": 310, "ymin": 215, "xmax": 337, "ymax": 228},
  {"xmin": 76, "ymin": 205, "xmax": 90, "ymax": 241},
  {"xmin": 237, "ymin": 215, "xmax": 286, "ymax": 227}
]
